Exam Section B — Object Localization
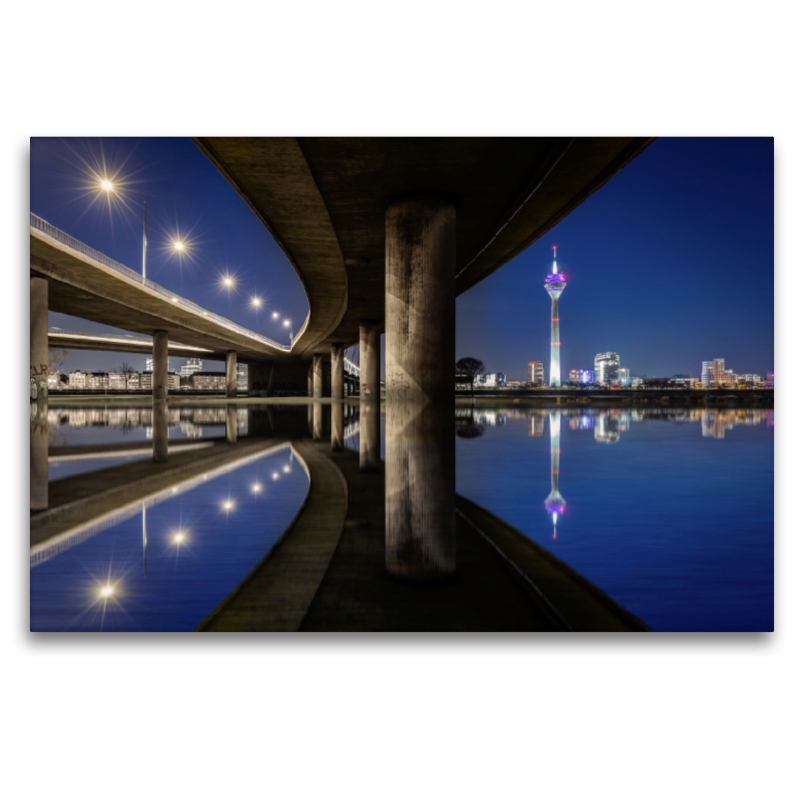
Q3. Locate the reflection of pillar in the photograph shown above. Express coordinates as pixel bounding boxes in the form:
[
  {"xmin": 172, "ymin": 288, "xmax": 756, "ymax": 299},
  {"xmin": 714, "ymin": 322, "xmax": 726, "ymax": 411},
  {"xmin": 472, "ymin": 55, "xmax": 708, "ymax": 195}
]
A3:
[
  {"xmin": 153, "ymin": 331, "xmax": 169, "ymax": 400},
  {"xmin": 331, "ymin": 401, "xmax": 344, "ymax": 451},
  {"xmin": 313, "ymin": 354, "xmax": 324, "ymax": 398},
  {"xmin": 313, "ymin": 402, "xmax": 323, "ymax": 440},
  {"xmin": 226, "ymin": 351, "xmax": 237, "ymax": 398},
  {"xmin": 384, "ymin": 197, "xmax": 456, "ymax": 580},
  {"xmin": 360, "ymin": 320, "xmax": 380, "ymax": 399},
  {"xmin": 226, "ymin": 403, "xmax": 237, "ymax": 444},
  {"xmin": 359, "ymin": 400, "xmax": 380, "ymax": 471},
  {"xmin": 152, "ymin": 399, "xmax": 169, "ymax": 463},
  {"xmin": 30, "ymin": 276, "xmax": 48, "ymax": 511},
  {"xmin": 331, "ymin": 343, "xmax": 345, "ymax": 400}
]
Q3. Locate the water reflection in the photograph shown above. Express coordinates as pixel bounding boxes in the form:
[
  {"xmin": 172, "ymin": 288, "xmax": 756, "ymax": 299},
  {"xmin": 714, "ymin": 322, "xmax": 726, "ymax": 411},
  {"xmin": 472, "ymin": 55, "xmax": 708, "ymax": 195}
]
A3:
[{"xmin": 455, "ymin": 405, "xmax": 774, "ymax": 631}]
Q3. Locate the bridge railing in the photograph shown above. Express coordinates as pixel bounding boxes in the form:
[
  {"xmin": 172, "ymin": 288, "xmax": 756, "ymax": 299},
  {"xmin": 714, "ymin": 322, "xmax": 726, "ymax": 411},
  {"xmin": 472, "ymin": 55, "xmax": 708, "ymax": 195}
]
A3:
[{"xmin": 31, "ymin": 213, "xmax": 292, "ymax": 353}]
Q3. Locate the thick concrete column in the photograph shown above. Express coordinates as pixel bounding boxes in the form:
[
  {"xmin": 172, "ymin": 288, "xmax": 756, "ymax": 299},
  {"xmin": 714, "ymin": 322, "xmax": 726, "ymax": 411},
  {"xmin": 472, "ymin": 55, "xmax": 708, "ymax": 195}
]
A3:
[
  {"xmin": 384, "ymin": 197, "xmax": 456, "ymax": 580},
  {"xmin": 30, "ymin": 276, "xmax": 49, "ymax": 510},
  {"xmin": 226, "ymin": 351, "xmax": 237, "ymax": 398},
  {"xmin": 331, "ymin": 343, "xmax": 345, "ymax": 400},
  {"xmin": 359, "ymin": 320, "xmax": 381, "ymax": 399},
  {"xmin": 226, "ymin": 403, "xmax": 237, "ymax": 444},
  {"xmin": 307, "ymin": 363, "xmax": 314, "ymax": 396},
  {"xmin": 153, "ymin": 331, "xmax": 169, "ymax": 400},
  {"xmin": 331, "ymin": 401, "xmax": 344, "ymax": 451},
  {"xmin": 312, "ymin": 354, "xmax": 325, "ymax": 398},
  {"xmin": 152, "ymin": 400, "xmax": 169, "ymax": 463},
  {"xmin": 312, "ymin": 402, "xmax": 323, "ymax": 441},
  {"xmin": 359, "ymin": 399, "xmax": 380, "ymax": 472}
]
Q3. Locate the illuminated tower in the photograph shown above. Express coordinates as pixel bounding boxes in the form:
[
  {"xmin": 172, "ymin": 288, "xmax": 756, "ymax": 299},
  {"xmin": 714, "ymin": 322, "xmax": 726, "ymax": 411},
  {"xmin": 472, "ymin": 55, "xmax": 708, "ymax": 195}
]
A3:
[
  {"xmin": 544, "ymin": 411, "xmax": 567, "ymax": 539},
  {"xmin": 544, "ymin": 246, "xmax": 567, "ymax": 386}
]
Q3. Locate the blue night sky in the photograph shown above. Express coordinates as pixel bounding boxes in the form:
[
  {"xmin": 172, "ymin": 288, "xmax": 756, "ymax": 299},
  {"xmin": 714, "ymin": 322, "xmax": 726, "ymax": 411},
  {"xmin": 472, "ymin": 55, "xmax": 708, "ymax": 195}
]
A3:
[
  {"xmin": 457, "ymin": 137, "xmax": 774, "ymax": 380},
  {"xmin": 31, "ymin": 137, "xmax": 773, "ymax": 379}
]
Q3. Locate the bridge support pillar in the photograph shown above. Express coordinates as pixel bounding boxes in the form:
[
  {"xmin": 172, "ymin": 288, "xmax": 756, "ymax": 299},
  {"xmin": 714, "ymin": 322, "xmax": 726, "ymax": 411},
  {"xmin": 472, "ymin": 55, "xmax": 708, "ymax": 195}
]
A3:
[
  {"xmin": 307, "ymin": 363, "xmax": 313, "ymax": 396},
  {"xmin": 384, "ymin": 197, "xmax": 456, "ymax": 580},
  {"xmin": 331, "ymin": 401, "xmax": 344, "ymax": 451},
  {"xmin": 226, "ymin": 403, "xmax": 237, "ymax": 444},
  {"xmin": 152, "ymin": 331, "xmax": 169, "ymax": 401},
  {"xmin": 331, "ymin": 343, "xmax": 345, "ymax": 399},
  {"xmin": 152, "ymin": 399, "xmax": 169, "ymax": 463},
  {"xmin": 226, "ymin": 351, "xmax": 237, "ymax": 398},
  {"xmin": 312, "ymin": 354, "xmax": 325, "ymax": 398},
  {"xmin": 30, "ymin": 276, "xmax": 49, "ymax": 511},
  {"xmin": 359, "ymin": 320, "xmax": 381, "ymax": 399}
]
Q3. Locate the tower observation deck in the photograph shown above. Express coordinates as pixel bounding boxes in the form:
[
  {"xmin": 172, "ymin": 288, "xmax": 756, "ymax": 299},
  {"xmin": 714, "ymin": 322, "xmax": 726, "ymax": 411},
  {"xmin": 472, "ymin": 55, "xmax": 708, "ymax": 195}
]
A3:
[{"xmin": 544, "ymin": 246, "xmax": 567, "ymax": 386}]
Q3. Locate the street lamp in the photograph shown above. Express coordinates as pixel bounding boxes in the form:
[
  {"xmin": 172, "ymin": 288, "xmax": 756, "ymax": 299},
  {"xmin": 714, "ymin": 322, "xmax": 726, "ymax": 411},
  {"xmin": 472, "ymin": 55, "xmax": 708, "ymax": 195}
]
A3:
[{"xmin": 283, "ymin": 316, "xmax": 294, "ymax": 345}]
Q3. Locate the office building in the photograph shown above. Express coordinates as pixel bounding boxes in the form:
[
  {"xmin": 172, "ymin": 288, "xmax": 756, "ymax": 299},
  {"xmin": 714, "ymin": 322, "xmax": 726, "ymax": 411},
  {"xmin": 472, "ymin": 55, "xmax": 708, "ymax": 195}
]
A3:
[
  {"xmin": 126, "ymin": 372, "xmax": 140, "ymax": 391},
  {"xmin": 108, "ymin": 372, "xmax": 126, "ymax": 390},
  {"xmin": 701, "ymin": 358, "xmax": 725, "ymax": 387},
  {"xmin": 594, "ymin": 352, "xmax": 620, "ymax": 385},
  {"xmin": 544, "ymin": 247, "xmax": 567, "ymax": 386},
  {"xmin": 237, "ymin": 362, "xmax": 248, "ymax": 391},
  {"xmin": 475, "ymin": 372, "xmax": 507, "ymax": 388},
  {"xmin": 527, "ymin": 361, "xmax": 544, "ymax": 385},
  {"xmin": 68, "ymin": 371, "xmax": 86, "ymax": 389},
  {"xmin": 618, "ymin": 367, "xmax": 630, "ymax": 387},
  {"xmin": 180, "ymin": 358, "xmax": 204, "ymax": 378},
  {"xmin": 579, "ymin": 369, "xmax": 594, "ymax": 384},
  {"xmin": 191, "ymin": 372, "xmax": 227, "ymax": 391},
  {"xmin": 568, "ymin": 369, "xmax": 580, "ymax": 384}
]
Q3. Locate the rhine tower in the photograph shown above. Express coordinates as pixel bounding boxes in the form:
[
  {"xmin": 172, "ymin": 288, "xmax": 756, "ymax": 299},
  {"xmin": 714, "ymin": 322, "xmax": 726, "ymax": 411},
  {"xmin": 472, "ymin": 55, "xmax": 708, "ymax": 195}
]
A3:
[{"xmin": 544, "ymin": 246, "xmax": 567, "ymax": 386}]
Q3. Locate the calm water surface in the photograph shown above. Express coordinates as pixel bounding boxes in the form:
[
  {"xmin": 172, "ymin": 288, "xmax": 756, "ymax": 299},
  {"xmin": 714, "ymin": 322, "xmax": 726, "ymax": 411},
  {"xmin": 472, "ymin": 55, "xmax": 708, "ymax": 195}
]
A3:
[
  {"xmin": 456, "ymin": 406, "xmax": 774, "ymax": 631},
  {"xmin": 32, "ymin": 405, "xmax": 309, "ymax": 631}
]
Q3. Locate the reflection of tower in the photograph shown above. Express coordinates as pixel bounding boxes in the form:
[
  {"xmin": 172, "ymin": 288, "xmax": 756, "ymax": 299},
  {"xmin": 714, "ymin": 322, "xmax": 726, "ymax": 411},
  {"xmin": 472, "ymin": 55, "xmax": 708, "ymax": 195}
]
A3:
[
  {"xmin": 142, "ymin": 504, "xmax": 147, "ymax": 577},
  {"xmin": 544, "ymin": 247, "xmax": 567, "ymax": 386},
  {"xmin": 544, "ymin": 411, "xmax": 567, "ymax": 538}
]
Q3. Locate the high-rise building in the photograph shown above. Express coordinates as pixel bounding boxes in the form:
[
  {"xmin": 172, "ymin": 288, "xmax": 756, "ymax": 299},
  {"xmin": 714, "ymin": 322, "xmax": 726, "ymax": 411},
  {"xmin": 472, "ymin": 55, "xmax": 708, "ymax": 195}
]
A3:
[
  {"xmin": 594, "ymin": 352, "xmax": 620, "ymax": 385},
  {"xmin": 579, "ymin": 369, "xmax": 595, "ymax": 384},
  {"xmin": 145, "ymin": 356, "xmax": 153, "ymax": 372},
  {"xmin": 527, "ymin": 361, "xmax": 544, "ymax": 385},
  {"xmin": 544, "ymin": 247, "xmax": 567, "ymax": 386},
  {"xmin": 237, "ymin": 362, "xmax": 248, "ymax": 391},
  {"xmin": 701, "ymin": 358, "xmax": 725, "ymax": 387},
  {"xmin": 180, "ymin": 358, "xmax": 204, "ymax": 378},
  {"xmin": 568, "ymin": 369, "xmax": 580, "ymax": 384},
  {"xmin": 618, "ymin": 367, "xmax": 630, "ymax": 387}
]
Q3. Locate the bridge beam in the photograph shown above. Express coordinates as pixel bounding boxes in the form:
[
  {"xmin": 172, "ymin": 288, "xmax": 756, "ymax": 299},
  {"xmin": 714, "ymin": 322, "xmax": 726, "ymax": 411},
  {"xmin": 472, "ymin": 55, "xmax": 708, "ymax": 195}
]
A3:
[
  {"xmin": 331, "ymin": 343, "xmax": 345, "ymax": 400},
  {"xmin": 153, "ymin": 331, "xmax": 169, "ymax": 401},
  {"xmin": 384, "ymin": 197, "xmax": 456, "ymax": 580},
  {"xmin": 359, "ymin": 320, "xmax": 380, "ymax": 399},
  {"xmin": 226, "ymin": 351, "xmax": 237, "ymax": 398},
  {"xmin": 312, "ymin": 354, "xmax": 325, "ymax": 398}
]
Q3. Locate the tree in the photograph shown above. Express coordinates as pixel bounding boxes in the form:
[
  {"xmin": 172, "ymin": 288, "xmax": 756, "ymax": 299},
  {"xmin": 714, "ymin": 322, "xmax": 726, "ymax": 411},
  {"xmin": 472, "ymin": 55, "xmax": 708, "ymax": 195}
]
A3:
[
  {"xmin": 118, "ymin": 361, "xmax": 133, "ymax": 375},
  {"xmin": 48, "ymin": 348, "xmax": 68, "ymax": 374},
  {"xmin": 456, "ymin": 357, "xmax": 485, "ymax": 397}
]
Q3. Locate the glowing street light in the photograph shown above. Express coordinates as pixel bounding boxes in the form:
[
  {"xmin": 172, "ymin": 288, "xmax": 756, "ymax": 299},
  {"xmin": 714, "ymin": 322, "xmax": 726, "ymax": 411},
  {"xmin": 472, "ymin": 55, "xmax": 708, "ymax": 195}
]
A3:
[
  {"xmin": 272, "ymin": 472, "xmax": 279, "ymax": 480},
  {"xmin": 271, "ymin": 311, "xmax": 280, "ymax": 319},
  {"xmin": 174, "ymin": 531, "xmax": 186, "ymax": 544},
  {"xmin": 173, "ymin": 240, "xmax": 184, "ymax": 251},
  {"xmin": 282, "ymin": 464, "xmax": 291, "ymax": 474},
  {"xmin": 99, "ymin": 585, "xmax": 114, "ymax": 598},
  {"xmin": 100, "ymin": 179, "xmax": 113, "ymax": 192},
  {"xmin": 222, "ymin": 499, "xmax": 235, "ymax": 511},
  {"xmin": 251, "ymin": 482, "xmax": 263, "ymax": 494},
  {"xmin": 251, "ymin": 296, "xmax": 262, "ymax": 308}
]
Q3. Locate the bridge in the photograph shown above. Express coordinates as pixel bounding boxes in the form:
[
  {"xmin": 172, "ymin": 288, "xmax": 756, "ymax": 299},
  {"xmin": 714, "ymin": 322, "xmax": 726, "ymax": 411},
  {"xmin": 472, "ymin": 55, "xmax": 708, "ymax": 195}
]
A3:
[{"xmin": 31, "ymin": 137, "xmax": 653, "ymax": 574}]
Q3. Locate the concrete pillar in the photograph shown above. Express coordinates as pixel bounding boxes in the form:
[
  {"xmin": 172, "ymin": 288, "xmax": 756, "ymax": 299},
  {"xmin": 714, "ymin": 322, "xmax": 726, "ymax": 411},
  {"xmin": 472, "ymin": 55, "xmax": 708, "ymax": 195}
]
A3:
[
  {"xmin": 359, "ymin": 320, "xmax": 381, "ymax": 399},
  {"xmin": 226, "ymin": 403, "xmax": 237, "ymax": 444},
  {"xmin": 226, "ymin": 351, "xmax": 237, "ymax": 398},
  {"xmin": 307, "ymin": 362, "xmax": 314, "ymax": 396},
  {"xmin": 359, "ymin": 399, "xmax": 380, "ymax": 472},
  {"xmin": 153, "ymin": 331, "xmax": 169, "ymax": 400},
  {"xmin": 312, "ymin": 354, "xmax": 325, "ymax": 398},
  {"xmin": 331, "ymin": 343, "xmax": 345, "ymax": 400},
  {"xmin": 312, "ymin": 402, "xmax": 323, "ymax": 441},
  {"xmin": 30, "ymin": 276, "xmax": 49, "ymax": 510},
  {"xmin": 152, "ymin": 399, "xmax": 169, "ymax": 463},
  {"xmin": 384, "ymin": 197, "xmax": 456, "ymax": 580},
  {"xmin": 331, "ymin": 401, "xmax": 344, "ymax": 451}
]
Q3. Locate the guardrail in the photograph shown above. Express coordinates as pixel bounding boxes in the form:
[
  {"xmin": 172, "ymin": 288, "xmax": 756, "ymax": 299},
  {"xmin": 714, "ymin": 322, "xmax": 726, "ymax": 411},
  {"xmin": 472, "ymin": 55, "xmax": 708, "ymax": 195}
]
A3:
[{"xmin": 31, "ymin": 213, "xmax": 292, "ymax": 353}]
